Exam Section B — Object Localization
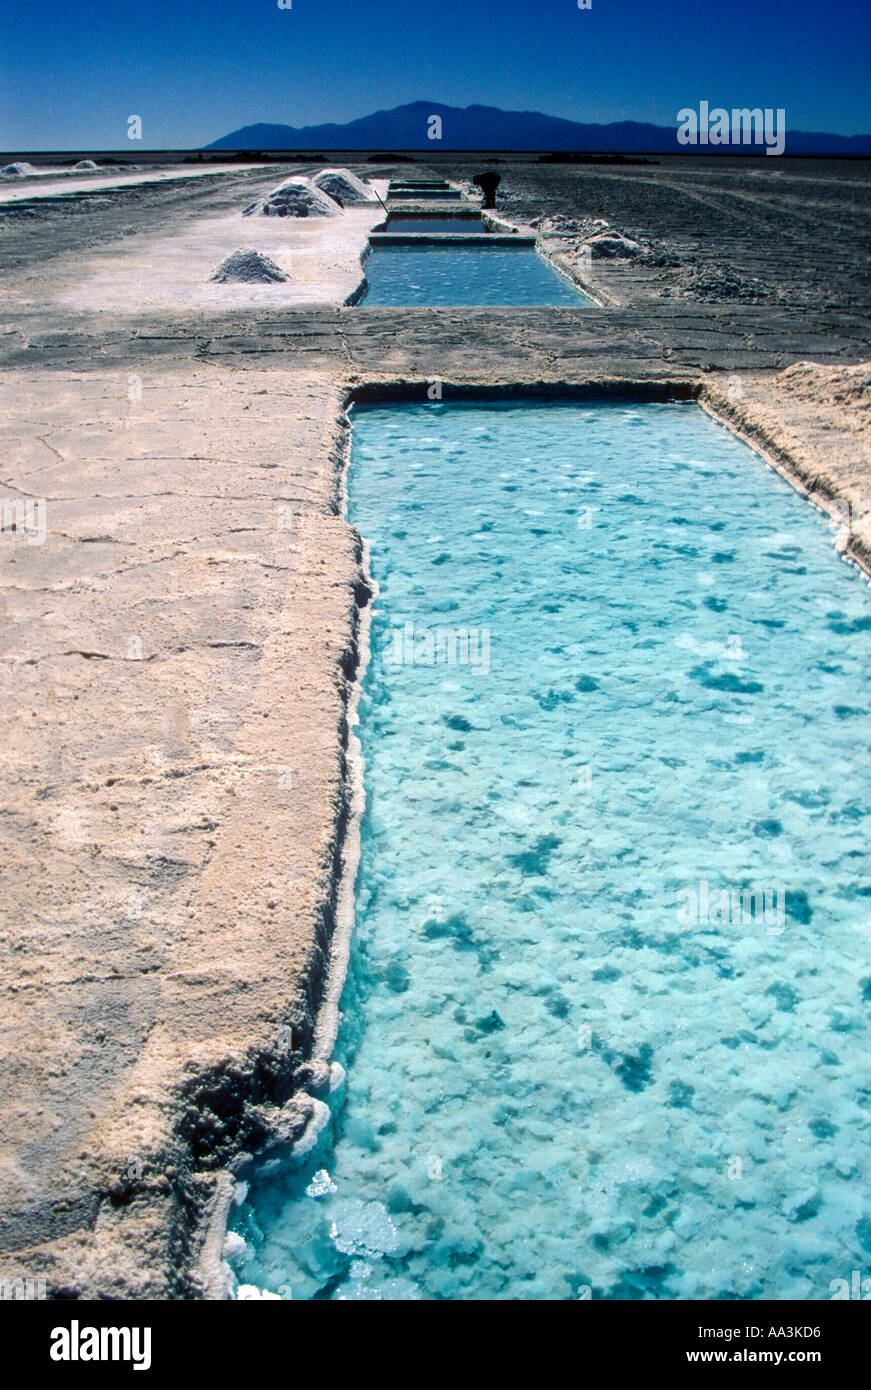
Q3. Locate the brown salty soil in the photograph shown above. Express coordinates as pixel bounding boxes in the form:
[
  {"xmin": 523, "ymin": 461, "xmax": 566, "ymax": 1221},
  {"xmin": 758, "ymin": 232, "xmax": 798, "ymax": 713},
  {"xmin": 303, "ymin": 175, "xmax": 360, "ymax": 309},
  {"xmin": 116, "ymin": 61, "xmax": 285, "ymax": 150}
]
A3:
[
  {"xmin": 0, "ymin": 364, "xmax": 367, "ymax": 1296},
  {"xmin": 0, "ymin": 157, "xmax": 869, "ymax": 1298}
]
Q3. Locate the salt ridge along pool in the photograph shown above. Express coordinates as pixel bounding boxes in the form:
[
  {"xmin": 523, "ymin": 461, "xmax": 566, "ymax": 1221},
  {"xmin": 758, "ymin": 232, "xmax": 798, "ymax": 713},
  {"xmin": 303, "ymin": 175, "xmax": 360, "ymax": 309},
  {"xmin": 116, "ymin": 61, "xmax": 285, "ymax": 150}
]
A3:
[
  {"xmin": 361, "ymin": 244, "xmax": 592, "ymax": 306},
  {"xmin": 230, "ymin": 399, "xmax": 871, "ymax": 1301}
]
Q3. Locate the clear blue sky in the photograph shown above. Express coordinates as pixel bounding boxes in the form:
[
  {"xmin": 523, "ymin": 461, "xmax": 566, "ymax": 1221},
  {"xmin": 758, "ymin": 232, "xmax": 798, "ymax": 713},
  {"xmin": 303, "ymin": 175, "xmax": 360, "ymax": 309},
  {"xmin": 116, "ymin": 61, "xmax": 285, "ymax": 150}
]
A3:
[{"xmin": 2, "ymin": 0, "xmax": 869, "ymax": 149}]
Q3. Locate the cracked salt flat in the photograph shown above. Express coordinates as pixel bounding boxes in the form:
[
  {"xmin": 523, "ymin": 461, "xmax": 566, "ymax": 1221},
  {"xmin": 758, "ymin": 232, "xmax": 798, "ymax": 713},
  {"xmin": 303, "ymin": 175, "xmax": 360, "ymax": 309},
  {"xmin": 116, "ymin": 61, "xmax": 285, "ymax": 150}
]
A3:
[{"xmin": 231, "ymin": 400, "xmax": 871, "ymax": 1301}]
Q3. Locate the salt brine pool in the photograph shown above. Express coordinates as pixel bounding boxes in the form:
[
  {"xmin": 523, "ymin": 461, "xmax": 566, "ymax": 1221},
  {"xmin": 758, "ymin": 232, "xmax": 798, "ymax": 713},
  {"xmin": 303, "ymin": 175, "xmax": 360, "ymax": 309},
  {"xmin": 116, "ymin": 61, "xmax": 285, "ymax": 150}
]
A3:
[
  {"xmin": 361, "ymin": 245, "xmax": 591, "ymax": 306},
  {"xmin": 378, "ymin": 216, "xmax": 486, "ymax": 234},
  {"xmin": 230, "ymin": 400, "xmax": 871, "ymax": 1301}
]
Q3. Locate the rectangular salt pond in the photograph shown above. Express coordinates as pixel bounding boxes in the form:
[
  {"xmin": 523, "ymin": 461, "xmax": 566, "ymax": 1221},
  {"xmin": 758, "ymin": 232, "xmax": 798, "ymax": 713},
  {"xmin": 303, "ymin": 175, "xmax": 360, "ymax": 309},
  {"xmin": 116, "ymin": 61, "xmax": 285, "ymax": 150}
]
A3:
[
  {"xmin": 231, "ymin": 400, "xmax": 871, "ymax": 1301},
  {"xmin": 361, "ymin": 244, "xmax": 591, "ymax": 306},
  {"xmin": 387, "ymin": 189, "xmax": 459, "ymax": 201},
  {"xmin": 381, "ymin": 215, "xmax": 486, "ymax": 234}
]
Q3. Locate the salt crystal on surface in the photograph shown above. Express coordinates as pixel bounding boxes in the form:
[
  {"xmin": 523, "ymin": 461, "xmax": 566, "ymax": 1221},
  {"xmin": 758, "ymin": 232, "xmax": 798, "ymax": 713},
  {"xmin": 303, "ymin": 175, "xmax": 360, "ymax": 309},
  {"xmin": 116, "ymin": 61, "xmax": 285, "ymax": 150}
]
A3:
[
  {"xmin": 328, "ymin": 1199, "xmax": 401, "ymax": 1257},
  {"xmin": 222, "ymin": 1231, "xmax": 247, "ymax": 1261},
  {"xmin": 306, "ymin": 1169, "xmax": 338, "ymax": 1199}
]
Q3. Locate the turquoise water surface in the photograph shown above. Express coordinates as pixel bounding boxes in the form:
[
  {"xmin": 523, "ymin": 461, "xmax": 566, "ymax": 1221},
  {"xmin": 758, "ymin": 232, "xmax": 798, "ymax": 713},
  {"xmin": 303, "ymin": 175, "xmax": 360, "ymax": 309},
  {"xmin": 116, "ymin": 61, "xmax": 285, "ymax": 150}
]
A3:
[
  {"xmin": 231, "ymin": 401, "xmax": 871, "ymax": 1300},
  {"xmin": 361, "ymin": 245, "xmax": 591, "ymax": 306},
  {"xmin": 381, "ymin": 216, "xmax": 486, "ymax": 234}
]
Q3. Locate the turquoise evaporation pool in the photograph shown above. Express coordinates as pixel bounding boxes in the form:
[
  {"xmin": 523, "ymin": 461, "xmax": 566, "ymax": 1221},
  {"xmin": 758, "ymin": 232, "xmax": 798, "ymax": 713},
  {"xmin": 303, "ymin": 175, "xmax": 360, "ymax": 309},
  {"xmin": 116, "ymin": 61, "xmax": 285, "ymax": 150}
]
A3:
[
  {"xmin": 361, "ymin": 244, "xmax": 592, "ymax": 306},
  {"xmin": 379, "ymin": 216, "xmax": 486, "ymax": 234},
  {"xmin": 230, "ymin": 399, "xmax": 871, "ymax": 1301}
]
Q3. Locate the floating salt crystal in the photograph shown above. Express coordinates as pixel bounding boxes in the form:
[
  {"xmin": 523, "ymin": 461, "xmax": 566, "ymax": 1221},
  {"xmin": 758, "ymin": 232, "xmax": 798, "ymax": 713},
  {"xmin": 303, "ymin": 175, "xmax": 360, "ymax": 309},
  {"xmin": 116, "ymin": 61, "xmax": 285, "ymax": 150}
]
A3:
[{"xmin": 306, "ymin": 1169, "xmax": 338, "ymax": 1199}]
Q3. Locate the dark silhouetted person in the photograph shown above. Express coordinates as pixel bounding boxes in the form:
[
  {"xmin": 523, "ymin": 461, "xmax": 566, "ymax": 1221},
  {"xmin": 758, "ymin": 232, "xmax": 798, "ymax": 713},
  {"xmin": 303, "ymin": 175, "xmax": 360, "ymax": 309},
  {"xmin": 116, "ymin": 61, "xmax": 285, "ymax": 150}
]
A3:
[{"xmin": 473, "ymin": 171, "xmax": 501, "ymax": 209}]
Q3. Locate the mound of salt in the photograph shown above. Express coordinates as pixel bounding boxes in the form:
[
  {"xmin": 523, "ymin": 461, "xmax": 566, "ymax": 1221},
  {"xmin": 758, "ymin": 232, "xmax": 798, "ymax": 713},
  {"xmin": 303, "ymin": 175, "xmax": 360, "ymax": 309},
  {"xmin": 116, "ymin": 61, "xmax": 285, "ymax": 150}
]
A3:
[
  {"xmin": 312, "ymin": 167, "xmax": 377, "ymax": 205},
  {"xmin": 243, "ymin": 177, "xmax": 340, "ymax": 218},
  {"xmin": 585, "ymin": 231, "xmax": 643, "ymax": 260},
  {"xmin": 73, "ymin": 160, "xmax": 98, "ymax": 171},
  {"xmin": 1, "ymin": 162, "xmax": 35, "ymax": 177},
  {"xmin": 210, "ymin": 249, "xmax": 289, "ymax": 284}
]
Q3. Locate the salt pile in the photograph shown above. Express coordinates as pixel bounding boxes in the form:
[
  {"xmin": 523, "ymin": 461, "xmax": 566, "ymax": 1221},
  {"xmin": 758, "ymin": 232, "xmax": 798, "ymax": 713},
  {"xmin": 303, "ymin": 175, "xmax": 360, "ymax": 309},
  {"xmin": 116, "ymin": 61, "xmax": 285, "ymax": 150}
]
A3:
[
  {"xmin": 73, "ymin": 160, "xmax": 98, "ymax": 171},
  {"xmin": 312, "ymin": 167, "xmax": 377, "ymax": 205},
  {"xmin": 210, "ymin": 249, "xmax": 289, "ymax": 283},
  {"xmin": 243, "ymin": 177, "xmax": 340, "ymax": 218},
  {"xmin": 1, "ymin": 162, "xmax": 35, "ymax": 178},
  {"xmin": 585, "ymin": 230, "xmax": 643, "ymax": 259}
]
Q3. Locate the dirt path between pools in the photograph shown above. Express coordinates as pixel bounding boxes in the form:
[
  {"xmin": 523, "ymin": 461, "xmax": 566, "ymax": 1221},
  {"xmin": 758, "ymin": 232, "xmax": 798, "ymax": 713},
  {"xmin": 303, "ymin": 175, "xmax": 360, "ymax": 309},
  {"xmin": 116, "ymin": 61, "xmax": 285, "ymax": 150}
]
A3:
[{"xmin": 0, "ymin": 158, "xmax": 869, "ymax": 1296}]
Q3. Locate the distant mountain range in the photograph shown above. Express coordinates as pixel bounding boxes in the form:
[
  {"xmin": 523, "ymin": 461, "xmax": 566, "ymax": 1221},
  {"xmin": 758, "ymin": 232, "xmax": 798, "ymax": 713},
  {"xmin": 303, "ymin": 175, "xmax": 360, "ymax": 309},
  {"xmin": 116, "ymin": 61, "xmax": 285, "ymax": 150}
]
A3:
[{"xmin": 206, "ymin": 100, "xmax": 871, "ymax": 155}]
